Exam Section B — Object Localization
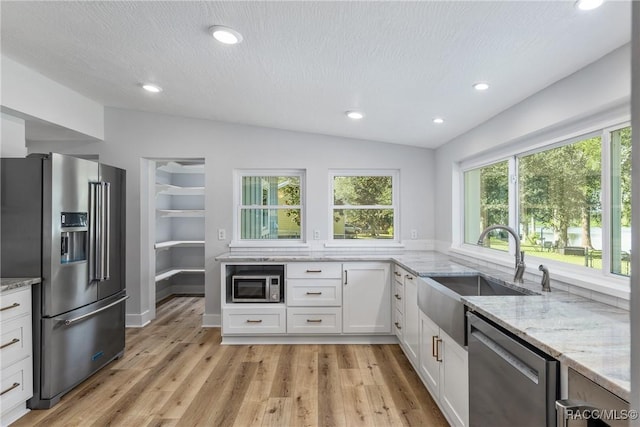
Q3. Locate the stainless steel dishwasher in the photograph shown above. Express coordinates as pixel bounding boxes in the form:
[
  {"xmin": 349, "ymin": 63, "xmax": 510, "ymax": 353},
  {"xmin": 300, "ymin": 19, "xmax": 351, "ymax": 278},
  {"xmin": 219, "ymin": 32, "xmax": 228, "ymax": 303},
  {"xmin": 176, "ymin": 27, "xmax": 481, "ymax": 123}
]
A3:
[{"xmin": 467, "ymin": 312, "xmax": 559, "ymax": 427}]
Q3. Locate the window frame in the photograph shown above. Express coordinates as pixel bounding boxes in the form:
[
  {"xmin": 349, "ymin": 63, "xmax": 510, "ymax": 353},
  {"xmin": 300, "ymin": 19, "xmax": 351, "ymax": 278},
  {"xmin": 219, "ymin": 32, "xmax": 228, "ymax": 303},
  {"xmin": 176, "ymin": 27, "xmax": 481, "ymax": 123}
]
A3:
[
  {"xmin": 457, "ymin": 120, "xmax": 631, "ymax": 293},
  {"xmin": 327, "ymin": 169, "xmax": 401, "ymax": 246},
  {"xmin": 232, "ymin": 169, "xmax": 307, "ymax": 247}
]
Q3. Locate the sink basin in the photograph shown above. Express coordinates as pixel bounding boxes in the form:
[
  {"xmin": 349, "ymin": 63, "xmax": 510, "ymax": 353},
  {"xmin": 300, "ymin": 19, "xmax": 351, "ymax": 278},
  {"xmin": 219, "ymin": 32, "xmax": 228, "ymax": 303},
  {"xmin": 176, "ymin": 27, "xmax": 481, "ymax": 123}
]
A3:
[
  {"xmin": 417, "ymin": 274, "xmax": 536, "ymax": 347},
  {"xmin": 429, "ymin": 275, "xmax": 531, "ymax": 296}
]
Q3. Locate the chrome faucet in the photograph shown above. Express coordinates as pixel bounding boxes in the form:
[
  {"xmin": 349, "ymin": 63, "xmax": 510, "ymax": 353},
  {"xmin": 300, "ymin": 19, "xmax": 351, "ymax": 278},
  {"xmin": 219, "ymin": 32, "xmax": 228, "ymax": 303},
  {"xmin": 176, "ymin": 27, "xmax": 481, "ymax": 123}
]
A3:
[
  {"xmin": 477, "ymin": 225, "xmax": 525, "ymax": 283},
  {"xmin": 538, "ymin": 264, "xmax": 551, "ymax": 292}
]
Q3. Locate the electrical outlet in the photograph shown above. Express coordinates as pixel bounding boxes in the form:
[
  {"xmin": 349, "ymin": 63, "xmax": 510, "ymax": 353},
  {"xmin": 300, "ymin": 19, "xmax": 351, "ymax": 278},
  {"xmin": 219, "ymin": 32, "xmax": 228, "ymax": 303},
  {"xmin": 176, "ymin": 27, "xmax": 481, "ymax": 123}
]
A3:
[
  {"xmin": 313, "ymin": 229, "xmax": 320, "ymax": 240},
  {"xmin": 218, "ymin": 228, "xmax": 226, "ymax": 240},
  {"xmin": 410, "ymin": 229, "xmax": 418, "ymax": 239}
]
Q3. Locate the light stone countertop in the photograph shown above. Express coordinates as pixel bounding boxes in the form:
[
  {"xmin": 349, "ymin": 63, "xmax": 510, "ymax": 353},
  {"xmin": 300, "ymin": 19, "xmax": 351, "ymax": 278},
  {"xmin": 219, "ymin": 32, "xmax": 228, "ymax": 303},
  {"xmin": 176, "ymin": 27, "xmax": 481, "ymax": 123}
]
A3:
[
  {"xmin": 215, "ymin": 250, "xmax": 630, "ymax": 401},
  {"xmin": 1, "ymin": 277, "xmax": 41, "ymax": 293}
]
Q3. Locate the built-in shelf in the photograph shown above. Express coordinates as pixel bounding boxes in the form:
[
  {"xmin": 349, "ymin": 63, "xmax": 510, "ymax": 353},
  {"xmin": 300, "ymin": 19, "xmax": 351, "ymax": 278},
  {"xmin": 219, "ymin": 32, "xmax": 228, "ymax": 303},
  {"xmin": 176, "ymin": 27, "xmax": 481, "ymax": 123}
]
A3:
[
  {"xmin": 155, "ymin": 268, "xmax": 205, "ymax": 282},
  {"xmin": 156, "ymin": 183, "xmax": 205, "ymax": 196},
  {"xmin": 154, "ymin": 240, "xmax": 205, "ymax": 250},
  {"xmin": 157, "ymin": 161, "xmax": 205, "ymax": 174},
  {"xmin": 157, "ymin": 209, "xmax": 205, "ymax": 218}
]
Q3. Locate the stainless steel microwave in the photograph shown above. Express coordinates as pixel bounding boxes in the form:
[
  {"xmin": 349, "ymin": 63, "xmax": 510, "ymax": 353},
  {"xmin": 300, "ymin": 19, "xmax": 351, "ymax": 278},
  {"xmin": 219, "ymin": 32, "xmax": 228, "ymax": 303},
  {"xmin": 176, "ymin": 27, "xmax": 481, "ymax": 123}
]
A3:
[{"xmin": 232, "ymin": 275, "xmax": 281, "ymax": 302}]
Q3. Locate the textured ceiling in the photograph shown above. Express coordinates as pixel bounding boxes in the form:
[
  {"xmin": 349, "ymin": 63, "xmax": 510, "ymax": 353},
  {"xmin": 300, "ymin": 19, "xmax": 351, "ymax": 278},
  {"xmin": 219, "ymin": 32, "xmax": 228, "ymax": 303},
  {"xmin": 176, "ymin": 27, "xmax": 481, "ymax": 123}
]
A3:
[{"xmin": 0, "ymin": 1, "xmax": 632, "ymax": 148}]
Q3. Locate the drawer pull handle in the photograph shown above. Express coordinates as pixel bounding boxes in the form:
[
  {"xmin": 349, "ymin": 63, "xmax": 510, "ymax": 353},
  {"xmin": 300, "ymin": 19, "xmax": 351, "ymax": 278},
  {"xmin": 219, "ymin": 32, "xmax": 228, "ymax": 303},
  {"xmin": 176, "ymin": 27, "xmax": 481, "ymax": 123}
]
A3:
[
  {"xmin": 306, "ymin": 291, "xmax": 322, "ymax": 295},
  {"xmin": 394, "ymin": 322, "xmax": 402, "ymax": 330},
  {"xmin": 0, "ymin": 303, "xmax": 20, "ymax": 312},
  {"xmin": 306, "ymin": 319, "xmax": 323, "ymax": 323},
  {"xmin": 394, "ymin": 294, "xmax": 401, "ymax": 300},
  {"xmin": 0, "ymin": 382, "xmax": 20, "ymax": 396},
  {"xmin": 432, "ymin": 335, "xmax": 438, "ymax": 358},
  {"xmin": 405, "ymin": 275, "xmax": 414, "ymax": 280},
  {"xmin": 246, "ymin": 319, "xmax": 263, "ymax": 323},
  {"xmin": 306, "ymin": 269, "xmax": 322, "ymax": 273},
  {"xmin": 0, "ymin": 338, "xmax": 20, "ymax": 350},
  {"xmin": 394, "ymin": 271, "xmax": 402, "ymax": 277}
]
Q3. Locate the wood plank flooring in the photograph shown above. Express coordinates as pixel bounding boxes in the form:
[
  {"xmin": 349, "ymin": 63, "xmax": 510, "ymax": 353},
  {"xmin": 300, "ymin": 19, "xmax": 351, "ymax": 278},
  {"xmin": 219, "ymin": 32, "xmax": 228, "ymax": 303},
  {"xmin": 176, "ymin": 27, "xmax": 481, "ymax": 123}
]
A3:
[{"xmin": 13, "ymin": 297, "xmax": 449, "ymax": 427}]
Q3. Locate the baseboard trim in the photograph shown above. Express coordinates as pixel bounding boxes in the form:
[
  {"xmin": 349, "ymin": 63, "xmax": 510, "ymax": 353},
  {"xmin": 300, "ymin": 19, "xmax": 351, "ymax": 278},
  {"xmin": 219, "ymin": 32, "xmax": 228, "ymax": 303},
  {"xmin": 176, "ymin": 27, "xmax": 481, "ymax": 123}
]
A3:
[
  {"xmin": 221, "ymin": 335, "xmax": 399, "ymax": 345},
  {"xmin": 202, "ymin": 313, "xmax": 221, "ymax": 327},
  {"xmin": 125, "ymin": 310, "xmax": 151, "ymax": 328}
]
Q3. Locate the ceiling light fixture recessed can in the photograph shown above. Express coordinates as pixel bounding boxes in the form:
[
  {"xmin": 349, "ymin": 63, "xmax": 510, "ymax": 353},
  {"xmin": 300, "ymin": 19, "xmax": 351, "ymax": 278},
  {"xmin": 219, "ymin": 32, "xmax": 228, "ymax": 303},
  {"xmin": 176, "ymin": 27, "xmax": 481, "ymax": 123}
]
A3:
[
  {"xmin": 346, "ymin": 111, "xmax": 365, "ymax": 120},
  {"xmin": 209, "ymin": 25, "xmax": 243, "ymax": 45},
  {"xmin": 575, "ymin": 0, "xmax": 604, "ymax": 10},
  {"xmin": 433, "ymin": 117, "xmax": 444, "ymax": 124},
  {"xmin": 473, "ymin": 82, "xmax": 490, "ymax": 91},
  {"xmin": 142, "ymin": 83, "xmax": 163, "ymax": 93}
]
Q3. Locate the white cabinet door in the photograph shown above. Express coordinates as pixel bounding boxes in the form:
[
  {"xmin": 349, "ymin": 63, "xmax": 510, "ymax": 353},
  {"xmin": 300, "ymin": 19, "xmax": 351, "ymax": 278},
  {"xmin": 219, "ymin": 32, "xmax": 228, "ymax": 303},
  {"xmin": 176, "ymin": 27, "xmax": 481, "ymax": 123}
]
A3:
[
  {"xmin": 419, "ymin": 310, "xmax": 441, "ymax": 397},
  {"xmin": 438, "ymin": 329, "xmax": 469, "ymax": 427},
  {"xmin": 342, "ymin": 263, "xmax": 391, "ymax": 334},
  {"xmin": 401, "ymin": 274, "xmax": 419, "ymax": 364}
]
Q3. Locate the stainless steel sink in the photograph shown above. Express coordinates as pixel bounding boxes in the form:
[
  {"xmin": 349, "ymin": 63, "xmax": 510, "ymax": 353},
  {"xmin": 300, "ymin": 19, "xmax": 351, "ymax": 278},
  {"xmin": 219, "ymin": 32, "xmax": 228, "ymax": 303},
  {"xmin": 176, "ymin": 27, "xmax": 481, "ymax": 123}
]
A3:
[
  {"xmin": 429, "ymin": 275, "xmax": 531, "ymax": 296},
  {"xmin": 417, "ymin": 274, "xmax": 536, "ymax": 347}
]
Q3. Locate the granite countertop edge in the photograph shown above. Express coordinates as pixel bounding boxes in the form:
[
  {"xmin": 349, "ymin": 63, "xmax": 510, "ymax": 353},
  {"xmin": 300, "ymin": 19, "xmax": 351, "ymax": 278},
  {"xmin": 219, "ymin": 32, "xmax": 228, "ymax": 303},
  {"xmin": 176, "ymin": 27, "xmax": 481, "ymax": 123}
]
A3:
[
  {"xmin": 1, "ymin": 277, "xmax": 41, "ymax": 293},
  {"xmin": 216, "ymin": 250, "xmax": 630, "ymax": 401}
]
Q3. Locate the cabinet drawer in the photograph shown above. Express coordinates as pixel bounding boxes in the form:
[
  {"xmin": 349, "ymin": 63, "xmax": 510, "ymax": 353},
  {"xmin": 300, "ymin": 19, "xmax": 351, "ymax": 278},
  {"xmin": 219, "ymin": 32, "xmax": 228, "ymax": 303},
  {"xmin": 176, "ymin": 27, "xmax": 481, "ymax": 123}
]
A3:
[
  {"xmin": 393, "ymin": 266, "xmax": 406, "ymax": 285},
  {"xmin": 0, "ymin": 356, "xmax": 33, "ymax": 413},
  {"xmin": 287, "ymin": 279, "xmax": 342, "ymax": 306},
  {"xmin": 394, "ymin": 309, "xmax": 403, "ymax": 336},
  {"xmin": 287, "ymin": 307, "xmax": 342, "ymax": 334},
  {"xmin": 0, "ymin": 288, "xmax": 31, "ymax": 323},
  {"xmin": 287, "ymin": 263, "xmax": 342, "ymax": 279},
  {"xmin": 393, "ymin": 282, "xmax": 404, "ymax": 312},
  {"xmin": 0, "ymin": 315, "xmax": 32, "ymax": 369},
  {"xmin": 223, "ymin": 307, "xmax": 286, "ymax": 335}
]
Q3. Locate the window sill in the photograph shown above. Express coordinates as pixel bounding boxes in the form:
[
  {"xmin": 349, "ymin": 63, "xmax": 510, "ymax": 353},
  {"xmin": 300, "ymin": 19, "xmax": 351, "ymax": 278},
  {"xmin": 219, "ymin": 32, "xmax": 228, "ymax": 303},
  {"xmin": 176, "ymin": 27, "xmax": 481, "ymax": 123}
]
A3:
[
  {"xmin": 450, "ymin": 244, "xmax": 630, "ymax": 300},
  {"xmin": 229, "ymin": 241, "xmax": 311, "ymax": 250},
  {"xmin": 324, "ymin": 242, "xmax": 405, "ymax": 249}
]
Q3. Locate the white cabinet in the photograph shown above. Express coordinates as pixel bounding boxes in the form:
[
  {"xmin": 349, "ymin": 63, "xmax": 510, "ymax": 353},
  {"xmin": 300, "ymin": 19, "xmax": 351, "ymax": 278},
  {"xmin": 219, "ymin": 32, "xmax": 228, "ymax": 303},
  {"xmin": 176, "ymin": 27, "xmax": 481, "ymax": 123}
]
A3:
[
  {"xmin": 419, "ymin": 310, "xmax": 468, "ymax": 427},
  {"xmin": 286, "ymin": 262, "xmax": 343, "ymax": 334},
  {"xmin": 342, "ymin": 262, "xmax": 391, "ymax": 334},
  {"xmin": 400, "ymin": 269, "xmax": 419, "ymax": 365},
  {"xmin": 154, "ymin": 160, "xmax": 205, "ymax": 302},
  {"xmin": 222, "ymin": 306, "xmax": 286, "ymax": 334},
  {"xmin": 1, "ymin": 286, "xmax": 33, "ymax": 426}
]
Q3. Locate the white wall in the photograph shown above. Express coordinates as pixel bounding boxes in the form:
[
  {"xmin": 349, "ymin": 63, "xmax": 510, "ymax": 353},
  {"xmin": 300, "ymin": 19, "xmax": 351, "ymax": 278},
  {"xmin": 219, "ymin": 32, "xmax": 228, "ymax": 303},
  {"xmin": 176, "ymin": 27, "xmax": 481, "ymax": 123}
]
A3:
[
  {"xmin": 1, "ymin": 55, "xmax": 104, "ymax": 140},
  {"xmin": 0, "ymin": 113, "xmax": 26, "ymax": 157},
  {"xmin": 433, "ymin": 43, "xmax": 631, "ymax": 251},
  {"xmin": 28, "ymin": 108, "xmax": 436, "ymax": 325}
]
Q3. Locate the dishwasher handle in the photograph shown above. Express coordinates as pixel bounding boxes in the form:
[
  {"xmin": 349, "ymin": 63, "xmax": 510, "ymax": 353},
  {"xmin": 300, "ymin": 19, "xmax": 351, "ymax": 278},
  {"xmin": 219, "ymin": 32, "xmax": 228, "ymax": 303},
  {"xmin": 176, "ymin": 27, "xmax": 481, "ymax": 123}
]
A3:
[
  {"xmin": 555, "ymin": 399, "xmax": 599, "ymax": 427},
  {"xmin": 470, "ymin": 327, "xmax": 539, "ymax": 384}
]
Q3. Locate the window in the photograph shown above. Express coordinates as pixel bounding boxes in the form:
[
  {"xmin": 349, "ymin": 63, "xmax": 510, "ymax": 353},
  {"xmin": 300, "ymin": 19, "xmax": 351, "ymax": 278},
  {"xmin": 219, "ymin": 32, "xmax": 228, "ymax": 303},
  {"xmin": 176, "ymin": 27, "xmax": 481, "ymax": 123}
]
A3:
[
  {"xmin": 462, "ymin": 124, "xmax": 631, "ymax": 277},
  {"xmin": 611, "ymin": 126, "xmax": 632, "ymax": 275},
  {"xmin": 330, "ymin": 171, "xmax": 398, "ymax": 241},
  {"xmin": 464, "ymin": 160, "xmax": 509, "ymax": 251},
  {"xmin": 518, "ymin": 135, "xmax": 602, "ymax": 268},
  {"xmin": 237, "ymin": 171, "xmax": 303, "ymax": 241}
]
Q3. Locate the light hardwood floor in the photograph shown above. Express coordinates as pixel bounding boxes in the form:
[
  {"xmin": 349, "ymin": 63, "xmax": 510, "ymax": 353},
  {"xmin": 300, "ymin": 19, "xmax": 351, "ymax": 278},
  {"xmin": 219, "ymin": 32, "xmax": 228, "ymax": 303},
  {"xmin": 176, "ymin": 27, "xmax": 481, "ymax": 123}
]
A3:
[{"xmin": 14, "ymin": 297, "xmax": 449, "ymax": 427}]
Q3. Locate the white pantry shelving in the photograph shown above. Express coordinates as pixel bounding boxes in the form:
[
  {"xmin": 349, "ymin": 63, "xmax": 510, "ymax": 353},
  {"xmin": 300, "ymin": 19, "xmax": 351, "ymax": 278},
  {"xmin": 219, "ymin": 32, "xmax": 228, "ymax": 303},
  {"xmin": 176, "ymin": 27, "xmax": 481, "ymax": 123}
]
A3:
[{"xmin": 154, "ymin": 159, "xmax": 205, "ymax": 302}]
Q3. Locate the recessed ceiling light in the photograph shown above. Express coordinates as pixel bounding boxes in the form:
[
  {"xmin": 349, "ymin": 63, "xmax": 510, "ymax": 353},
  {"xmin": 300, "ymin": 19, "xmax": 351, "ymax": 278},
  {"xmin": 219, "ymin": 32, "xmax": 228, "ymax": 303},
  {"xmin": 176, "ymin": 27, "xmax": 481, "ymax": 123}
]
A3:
[
  {"xmin": 473, "ymin": 82, "xmax": 490, "ymax": 91},
  {"xmin": 433, "ymin": 117, "xmax": 444, "ymax": 124},
  {"xmin": 209, "ymin": 25, "xmax": 243, "ymax": 45},
  {"xmin": 575, "ymin": 0, "xmax": 604, "ymax": 10},
  {"xmin": 142, "ymin": 84, "xmax": 162, "ymax": 93},
  {"xmin": 346, "ymin": 111, "xmax": 364, "ymax": 120}
]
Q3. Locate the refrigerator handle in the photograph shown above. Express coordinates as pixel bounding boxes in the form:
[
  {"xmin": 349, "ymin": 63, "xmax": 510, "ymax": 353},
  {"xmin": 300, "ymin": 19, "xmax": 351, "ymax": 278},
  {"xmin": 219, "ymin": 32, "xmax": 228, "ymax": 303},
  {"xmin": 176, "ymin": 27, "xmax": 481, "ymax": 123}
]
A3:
[
  {"xmin": 104, "ymin": 182, "xmax": 111, "ymax": 281},
  {"xmin": 89, "ymin": 182, "xmax": 103, "ymax": 281}
]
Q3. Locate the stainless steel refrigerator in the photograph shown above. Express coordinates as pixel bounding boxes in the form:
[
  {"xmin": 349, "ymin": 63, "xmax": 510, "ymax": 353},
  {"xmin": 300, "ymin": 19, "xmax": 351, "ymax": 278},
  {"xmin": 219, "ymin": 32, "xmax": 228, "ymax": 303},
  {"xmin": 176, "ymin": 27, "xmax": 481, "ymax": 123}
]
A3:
[{"xmin": 0, "ymin": 153, "xmax": 126, "ymax": 409}]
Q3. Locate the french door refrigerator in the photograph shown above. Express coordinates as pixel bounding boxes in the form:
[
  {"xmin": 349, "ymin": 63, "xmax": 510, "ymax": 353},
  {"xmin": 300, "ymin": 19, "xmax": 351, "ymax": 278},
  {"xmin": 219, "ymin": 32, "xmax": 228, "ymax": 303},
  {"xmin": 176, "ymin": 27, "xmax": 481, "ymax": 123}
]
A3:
[{"xmin": 0, "ymin": 153, "xmax": 126, "ymax": 409}]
